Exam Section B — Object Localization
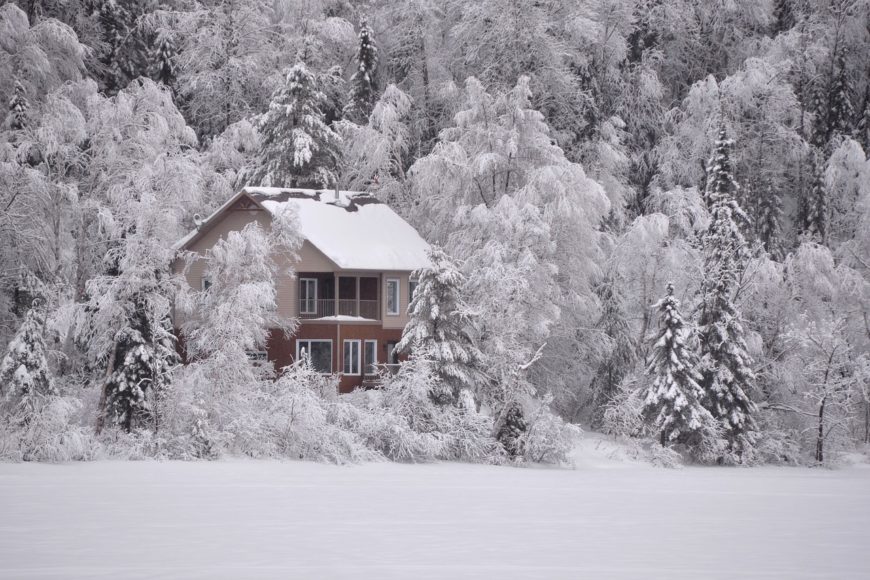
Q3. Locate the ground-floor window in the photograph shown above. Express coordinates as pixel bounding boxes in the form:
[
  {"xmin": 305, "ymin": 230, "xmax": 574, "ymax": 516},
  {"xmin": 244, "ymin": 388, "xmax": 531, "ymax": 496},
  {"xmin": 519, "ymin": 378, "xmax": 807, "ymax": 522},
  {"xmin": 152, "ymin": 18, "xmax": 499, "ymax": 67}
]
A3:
[
  {"xmin": 343, "ymin": 339, "xmax": 361, "ymax": 375},
  {"xmin": 296, "ymin": 339, "xmax": 332, "ymax": 373},
  {"xmin": 386, "ymin": 340, "xmax": 399, "ymax": 365},
  {"xmin": 364, "ymin": 340, "xmax": 377, "ymax": 376}
]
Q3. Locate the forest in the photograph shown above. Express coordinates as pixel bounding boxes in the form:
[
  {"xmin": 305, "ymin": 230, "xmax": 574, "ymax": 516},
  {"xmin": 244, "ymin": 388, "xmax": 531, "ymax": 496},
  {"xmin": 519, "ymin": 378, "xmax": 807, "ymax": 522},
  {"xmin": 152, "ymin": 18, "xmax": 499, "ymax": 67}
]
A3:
[{"xmin": 0, "ymin": 0, "xmax": 869, "ymax": 466}]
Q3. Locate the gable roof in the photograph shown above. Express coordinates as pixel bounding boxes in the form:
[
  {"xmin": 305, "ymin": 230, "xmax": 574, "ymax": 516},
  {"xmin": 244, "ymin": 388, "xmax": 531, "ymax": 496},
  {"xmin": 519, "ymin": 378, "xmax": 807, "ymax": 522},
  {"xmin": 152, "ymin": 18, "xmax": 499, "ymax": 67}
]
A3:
[{"xmin": 175, "ymin": 187, "xmax": 431, "ymax": 272}]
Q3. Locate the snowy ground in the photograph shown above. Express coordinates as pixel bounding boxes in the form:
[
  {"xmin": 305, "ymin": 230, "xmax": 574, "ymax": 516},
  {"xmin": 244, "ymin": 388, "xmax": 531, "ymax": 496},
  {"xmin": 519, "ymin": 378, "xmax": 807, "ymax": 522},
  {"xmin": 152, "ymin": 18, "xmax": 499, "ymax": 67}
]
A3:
[{"xmin": 1, "ymin": 438, "xmax": 869, "ymax": 580}]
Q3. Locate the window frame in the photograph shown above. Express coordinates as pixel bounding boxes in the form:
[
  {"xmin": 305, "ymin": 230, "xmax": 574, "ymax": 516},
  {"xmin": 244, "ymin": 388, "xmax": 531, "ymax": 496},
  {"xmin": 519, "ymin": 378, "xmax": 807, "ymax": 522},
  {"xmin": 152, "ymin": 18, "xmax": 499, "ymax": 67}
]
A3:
[
  {"xmin": 363, "ymin": 339, "xmax": 377, "ymax": 376},
  {"xmin": 300, "ymin": 278, "xmax": 318, "ymax": 315},
  {"xmin": 343, "ymin": 339, "xmax": 361, "ymax": 376},
  {"xmin": 296, "ymin": 339, "xmax": 333, "ymax": 374},
  {"xmin": 386, "ymin": 277, "xmax": 400, "ymax": 316}
]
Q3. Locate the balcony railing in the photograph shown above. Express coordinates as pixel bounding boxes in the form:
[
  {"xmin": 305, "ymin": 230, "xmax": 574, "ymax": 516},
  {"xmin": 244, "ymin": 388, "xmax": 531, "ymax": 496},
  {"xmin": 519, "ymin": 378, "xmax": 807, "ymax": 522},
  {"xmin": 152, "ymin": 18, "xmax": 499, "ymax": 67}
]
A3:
[{"xmin": 299, "ymin": 299, "xmax": 379, "ymax": 320}]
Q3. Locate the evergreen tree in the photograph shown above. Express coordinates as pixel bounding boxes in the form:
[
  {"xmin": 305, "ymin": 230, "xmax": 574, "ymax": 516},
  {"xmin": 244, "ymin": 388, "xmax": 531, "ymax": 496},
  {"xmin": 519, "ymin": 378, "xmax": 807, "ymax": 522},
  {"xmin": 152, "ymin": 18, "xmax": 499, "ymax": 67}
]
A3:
[
  {"xmin": 697, "ymin": 127, "xmax": 758, "ymax": 459},
  {"xmin": 856, "ymin": 81, "xmax": 870, "ymax": 152},
  {"xmin": 104, "ymin": 301, "xmax": 178, "ymax": 432},
  {"xmin": 344, "ymin": 18, "xmax": 379, "ymax": 124},
  {"xmin": 804, "ymin": 150, "xmax": 828, "ymax": 244},
  {"xmin": 397, "ymin": 246, "xmax": 485, "ymax": 405},
  {"xmin": 8, "ymin": 80, "xmax": 29, "ymax": 130},
  {"xmin": 826, "ymin": 48, "xmax": 853, "ymax": 142},
  {"xmin": 99, "ymin": 0, "xmax": 132, "ymax": 93},
  {"xmin": 772, "ymin": 0, "xmax": 796, "ymax": 35},
  {"xmin": 590, "ymin": 275, "xmax": 636, "ymax": 428},
  {"xmin": 811, "ymin": 47, "xmax": 854, "ymax": 152},
  {"xmin": 150, "ymin": 31, "xmax": 176, "ymax": 87},
  {"xmin": 758, "ymin": 185, "xmax": 784, "ymax": 260},
  {"xmin": 494, "ymin": 401, "xmax": 526, "ymax": 458},
  {"xmin": 248, "ymin": 63, "xmax": 342, "ymax": 188},
  {"xmin": 0, "ymin": 305, "xmax": 54, "ymax": 407},
  {"xmin": 704, "ymin": 125, "xmax": 739, "ymax": 208},
  {"xmin": 643, "ymin": 283, "xmax": 718, "ymax": 452}
]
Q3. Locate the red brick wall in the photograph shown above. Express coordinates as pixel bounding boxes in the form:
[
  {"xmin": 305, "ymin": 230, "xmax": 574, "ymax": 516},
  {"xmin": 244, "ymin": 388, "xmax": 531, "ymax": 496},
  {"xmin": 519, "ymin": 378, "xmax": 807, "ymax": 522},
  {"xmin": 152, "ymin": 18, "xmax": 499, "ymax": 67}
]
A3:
[{"xmin": 266, "ymin": 324, "xmax": 404, "ymax": 393}]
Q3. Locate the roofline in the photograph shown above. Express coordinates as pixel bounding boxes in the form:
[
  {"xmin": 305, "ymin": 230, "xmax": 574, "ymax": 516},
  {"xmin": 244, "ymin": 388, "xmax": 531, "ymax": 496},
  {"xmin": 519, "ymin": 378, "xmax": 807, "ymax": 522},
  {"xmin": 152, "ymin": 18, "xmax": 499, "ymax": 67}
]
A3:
[{"xmin": 173, "ymin": 190, "xmax": 268, "ymax": 253}]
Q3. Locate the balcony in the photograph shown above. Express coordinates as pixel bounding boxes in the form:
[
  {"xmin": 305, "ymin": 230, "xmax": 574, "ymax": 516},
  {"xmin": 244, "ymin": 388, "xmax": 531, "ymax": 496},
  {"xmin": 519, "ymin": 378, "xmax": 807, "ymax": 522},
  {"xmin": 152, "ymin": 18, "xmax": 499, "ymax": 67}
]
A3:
[{"xmin": 299, "ymin": 298, "xmax": 380, "ymax": 320}]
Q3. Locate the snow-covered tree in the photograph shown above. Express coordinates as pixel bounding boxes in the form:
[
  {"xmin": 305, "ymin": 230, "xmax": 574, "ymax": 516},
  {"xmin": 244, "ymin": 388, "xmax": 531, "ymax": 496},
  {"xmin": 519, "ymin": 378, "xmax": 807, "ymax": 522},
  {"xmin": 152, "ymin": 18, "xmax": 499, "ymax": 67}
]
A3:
[
  {"xmin": 344, "ymin": 18, "xmax": 379, "ymax": 124},
  {"xmin": 339, "ymin": 84, "xmax": 412, "ymax": 204},
  {"xmin": 0, "ymin": 305, "xmax": 54, "ymax": 406},
  {"xmin": 696, "ymin": 128, "xmax": 758, "ymax": 458},
  {"xmin": 0, "ymin": 4, "xmax": 87, "ymax": 126},
  {"xmin": 643, "ymin": 283, "xmax": 719, "ymax": 455},
  {"xmin": 8, "ymin": 80, "xmax": 28, "ymax": 130},
  {"xmin": 397, "ymin": 246, "xmax": 485, "ymax": 405},
  {"xmin": 248, "ymin": 63, "xmax": 342, "ymax": 188},
  {"xmin": 72, "ymin": 79, "xmax": 204, "ymax": 433},
  {"xmin": 704, "ymin": 125, "xmax": 740, "ymax": 208},
  {"xmin": 150, "ymin": 30, "xmax": 176, "ymax": 87},
  {"xmin": 805, "ymin": 150, "xmax": 828, "ymax": 244},
  {"xmin": 758, "ymin": 185, "xmax": 784, "ymax": 260},
  {"xmin": 590, "ymin": 274, "xmax": 637, "ymax": 427}
]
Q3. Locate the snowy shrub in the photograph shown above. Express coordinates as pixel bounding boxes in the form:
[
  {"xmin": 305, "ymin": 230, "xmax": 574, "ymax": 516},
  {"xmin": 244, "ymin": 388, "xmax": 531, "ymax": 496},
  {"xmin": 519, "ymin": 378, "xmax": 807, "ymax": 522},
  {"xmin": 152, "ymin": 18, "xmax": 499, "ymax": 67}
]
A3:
[
  {"xmin": 519, "ymin": 397, "xmax": 581, "ymax": 465},
  {"xmin": 600, "ymin": 375, "xmax": 646, "ymax": 437},
  {"xmin": 0, "ymin": 395, "xmax": 96, "ymax": 462}
]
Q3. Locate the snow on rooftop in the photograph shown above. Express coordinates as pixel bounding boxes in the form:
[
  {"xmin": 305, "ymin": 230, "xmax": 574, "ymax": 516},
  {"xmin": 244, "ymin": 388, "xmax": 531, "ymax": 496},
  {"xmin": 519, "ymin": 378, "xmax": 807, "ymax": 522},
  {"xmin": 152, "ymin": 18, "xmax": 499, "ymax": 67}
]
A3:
[{"xmin": 247, "ymin": 187, "xmax": 431, "ymax": 272}]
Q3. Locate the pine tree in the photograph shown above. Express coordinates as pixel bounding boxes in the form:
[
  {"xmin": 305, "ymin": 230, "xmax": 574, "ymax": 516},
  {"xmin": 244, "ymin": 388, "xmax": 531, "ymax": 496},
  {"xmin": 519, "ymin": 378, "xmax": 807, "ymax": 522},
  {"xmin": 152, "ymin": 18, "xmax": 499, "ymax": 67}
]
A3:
[
  {"xmin": 805, "ymin": 149, "xmax": 828, "ymax": 244},
  {"xmin": 104, "ymin": 305, "xmax": 178, "ymax": 432},
  {"xmin": 856, "ymin": 81, "xmax": 870, "ymax": 152},
  {"xmin": 99, "ymin": 0, "xmax": 131, "ymax": 93},
  {"xmin": 758, "ymin": 185, "xmax": 784, "ymax": 260},
  {"xmin": 150, "ymin": 31, "xmax": 175, "ymax": 87},
  {"xmin": 397, "ymin": 246, "xmax": 485, "ymax": 405},
  {"xmin": 590, "ymin": 275, "xmax": 636, "ymax": 428},
  {"xmin": 344, "ymin": 18, "xmax": 379, "ymax": 124},
  {"xmin": 772, "ymin": 0, "xmax": 796, "ymax": 35},
  {"xmin": 812, "ymin": 47, "xmax": 854, "ymax": 151},
  {"xmin": 704, "ymin": 125, "xmax": 739, "ymax": 208},
  {"xmin": 697, "ymin": 127, "xmax": 758, "ymax": 459},
  {"xmin": 643, "ymin": 283, "xmax": 718, "ymax": 451},
  {"xmin": 826, "ymin": 48, "xmax": 853, "ymax": 142},
  {"xmin": 8, "ymin": 80, "xmax": 29, "ymax": 131},
  {"xmin": 248, "ymin": 63, "xmax": 342, "ymax": 188},
  {"xmin": 0, "ymin": 305, "xmax": 54, "ymax": 407}
]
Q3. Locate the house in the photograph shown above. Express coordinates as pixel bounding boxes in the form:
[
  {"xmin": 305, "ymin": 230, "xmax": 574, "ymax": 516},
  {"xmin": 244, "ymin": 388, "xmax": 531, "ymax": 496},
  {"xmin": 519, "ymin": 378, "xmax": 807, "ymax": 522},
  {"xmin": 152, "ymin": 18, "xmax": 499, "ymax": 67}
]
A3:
[{"xmin": 172, "ymin": 187, "xmax": 431, "ymax": 393}]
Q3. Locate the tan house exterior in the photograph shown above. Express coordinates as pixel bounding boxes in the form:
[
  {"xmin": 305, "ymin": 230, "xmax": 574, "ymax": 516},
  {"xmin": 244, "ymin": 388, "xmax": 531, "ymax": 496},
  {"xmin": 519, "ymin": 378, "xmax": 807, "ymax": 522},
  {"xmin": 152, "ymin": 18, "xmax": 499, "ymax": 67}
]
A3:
[{"xmin": 172, "ymin": 187, "xmax": 430, "ymax": 393}]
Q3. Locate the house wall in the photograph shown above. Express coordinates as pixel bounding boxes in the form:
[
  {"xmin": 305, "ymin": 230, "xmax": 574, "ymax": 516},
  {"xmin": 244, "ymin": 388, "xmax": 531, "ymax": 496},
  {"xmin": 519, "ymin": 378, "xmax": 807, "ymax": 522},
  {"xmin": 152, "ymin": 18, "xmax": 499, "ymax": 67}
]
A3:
[
  {"xmin": 173, "ymin": 206, "xmax": 337, "ymax": 323},
  {"xmin": 381, "ymin": 271, "xmax": 412, "ymax": 329},
  {"xmin": 266, "ymin": 324, "xmax": 403, "ymax": 393}
]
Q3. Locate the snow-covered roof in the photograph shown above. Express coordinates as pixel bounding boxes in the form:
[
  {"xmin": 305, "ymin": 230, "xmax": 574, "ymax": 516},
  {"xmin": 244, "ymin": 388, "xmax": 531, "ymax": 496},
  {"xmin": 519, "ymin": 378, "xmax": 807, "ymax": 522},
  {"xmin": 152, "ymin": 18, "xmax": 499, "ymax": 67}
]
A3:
[{"xmin": 177, "ymin": 187, "xmax": 431, "ymax": 272}]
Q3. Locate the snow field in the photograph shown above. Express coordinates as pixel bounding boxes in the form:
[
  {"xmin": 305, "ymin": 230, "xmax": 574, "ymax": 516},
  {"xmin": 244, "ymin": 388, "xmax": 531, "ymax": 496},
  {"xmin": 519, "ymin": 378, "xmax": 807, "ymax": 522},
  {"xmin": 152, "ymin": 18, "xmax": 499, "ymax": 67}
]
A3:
[{"xmin": 1, "ymin": 450, "xmax": 868, "ymax": 579}]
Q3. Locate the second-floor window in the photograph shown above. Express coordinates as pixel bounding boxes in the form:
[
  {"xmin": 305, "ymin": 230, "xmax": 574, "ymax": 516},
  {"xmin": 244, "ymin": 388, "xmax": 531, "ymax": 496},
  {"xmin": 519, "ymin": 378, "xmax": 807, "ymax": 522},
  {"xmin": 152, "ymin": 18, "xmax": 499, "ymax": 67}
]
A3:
[
  {"xmin": 300, "ymin": 278, "xmax": 317, "ymax": 314},
  {"xmin": 386, "ymin": 278, "xmax": 400, "ymax": 315}
]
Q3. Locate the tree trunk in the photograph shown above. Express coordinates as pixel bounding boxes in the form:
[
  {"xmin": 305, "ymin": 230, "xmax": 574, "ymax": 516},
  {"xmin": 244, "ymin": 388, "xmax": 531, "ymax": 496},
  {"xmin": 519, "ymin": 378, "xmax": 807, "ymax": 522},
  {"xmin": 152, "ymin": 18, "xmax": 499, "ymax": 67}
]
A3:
[
  {"xmin": 815, "ymin": 394, "xmax": 826, "ymax": 463},
  {"xmin": 95, "ymin": 338, "xmax": 119, "ymax": 435}
]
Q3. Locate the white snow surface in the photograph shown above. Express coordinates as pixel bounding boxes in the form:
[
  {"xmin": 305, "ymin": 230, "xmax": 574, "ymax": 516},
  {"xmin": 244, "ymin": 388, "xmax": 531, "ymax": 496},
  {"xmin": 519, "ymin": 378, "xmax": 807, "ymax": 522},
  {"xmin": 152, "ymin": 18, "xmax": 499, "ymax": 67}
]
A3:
[
  {"xmin": 0, "ymin": 438, "xmax": 870, "ymax": 580},
  {"xmin": 250, "ymin": 187, "xmax": 431, "ymax": 271},
  {"xmin": 1, "ymin": 440, "xmax": 868, "ymax": 579}
]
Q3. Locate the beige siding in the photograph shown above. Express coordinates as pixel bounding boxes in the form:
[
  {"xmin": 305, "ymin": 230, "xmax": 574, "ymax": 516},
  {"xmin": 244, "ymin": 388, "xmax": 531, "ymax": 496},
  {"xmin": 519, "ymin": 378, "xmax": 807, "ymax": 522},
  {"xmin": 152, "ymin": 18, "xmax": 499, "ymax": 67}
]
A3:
[
  {"xmin": 173, "ymin": 209, "xmax": 337, "ymax": 324},
  {"xmin": 381, "ymin": 271, "xmax": 411, "ymax": 329},
  {"xmin": 278, "ymin": 241, "xmax": 335, "ymax": 318}
]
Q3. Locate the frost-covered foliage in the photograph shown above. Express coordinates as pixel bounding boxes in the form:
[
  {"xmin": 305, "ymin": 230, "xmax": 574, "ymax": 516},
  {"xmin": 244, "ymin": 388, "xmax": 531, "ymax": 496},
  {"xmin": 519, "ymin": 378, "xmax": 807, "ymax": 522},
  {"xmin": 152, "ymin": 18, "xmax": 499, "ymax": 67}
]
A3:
[
  {"xmin": 339, "ymin": 84, "xmax": 412, "ymax": 203},
  {"xmin": 248, "ymin": 63, "xmax": 342, "ymax": 188},
  {"xmin": 643, "ymin": 283, "xmax": 721, "ymax": 461},
  {"xmin": 397, "ymin": 246, "xmax": 485, "ymax": 405}
]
